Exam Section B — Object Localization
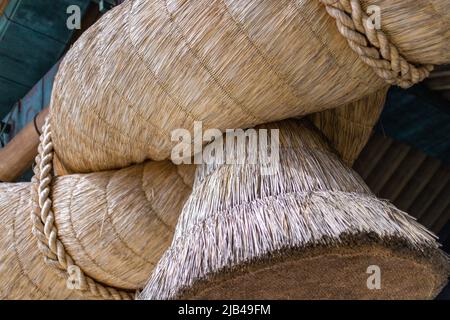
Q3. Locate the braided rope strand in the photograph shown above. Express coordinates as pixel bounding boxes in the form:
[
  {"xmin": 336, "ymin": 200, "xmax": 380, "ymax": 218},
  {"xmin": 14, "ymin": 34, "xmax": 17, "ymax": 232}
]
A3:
[
  {"xmin": 320, "ymin": 0, "xmax": 433, "ymax": 88},
  {"xmin": 30, "ymin": 117, "xmax": 134, "ymax": 300}
]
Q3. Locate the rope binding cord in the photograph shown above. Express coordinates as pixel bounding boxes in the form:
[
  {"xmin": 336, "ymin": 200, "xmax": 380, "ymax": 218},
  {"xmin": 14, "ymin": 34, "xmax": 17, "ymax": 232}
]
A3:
[
  {"xmin": 30, "ymin": 117, "xmax": 135, "ymax": 300},
  {"xmin": 320, "ymin": 0, "xmax": 434, "ymax": 88}
]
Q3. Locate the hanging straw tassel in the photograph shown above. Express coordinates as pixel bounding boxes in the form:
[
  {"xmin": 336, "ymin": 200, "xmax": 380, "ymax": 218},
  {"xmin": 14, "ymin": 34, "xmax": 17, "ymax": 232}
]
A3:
[
  {"xmin": 50, "ymin": 0, "xmax": 450, "ymax": 174},
  {"xmin": 141, "ymin": 119, "xmax": 449, "ymax": 300}
]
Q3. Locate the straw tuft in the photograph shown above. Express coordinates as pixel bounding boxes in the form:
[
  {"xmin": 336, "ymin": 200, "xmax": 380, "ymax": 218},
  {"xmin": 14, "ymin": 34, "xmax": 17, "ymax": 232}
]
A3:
[{"xmin": 141, "ymin": 119, "xmax": 449, "ymax": 299}]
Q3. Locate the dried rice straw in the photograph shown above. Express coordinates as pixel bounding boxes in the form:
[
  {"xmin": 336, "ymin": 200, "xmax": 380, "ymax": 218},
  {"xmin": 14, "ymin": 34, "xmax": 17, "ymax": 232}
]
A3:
[
  {"xmin": 141, "ymin": 119, "xmax": 450, "ymax": 300},
  {"xmin": 50, "ymin": 0, "xmax": 450, "ymax": 173},
  {"xmin": 0, "ymin": 120, "xmax": 194, "ymax": 299},
  {"xmin": 309, "ymin": 86, "xmax": 389, "ymax": 166}
]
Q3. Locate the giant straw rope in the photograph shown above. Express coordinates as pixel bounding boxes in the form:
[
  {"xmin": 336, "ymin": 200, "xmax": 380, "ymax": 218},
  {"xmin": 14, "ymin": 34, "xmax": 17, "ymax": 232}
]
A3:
[
  {"xmin": 30, "ymin": 118, "xmax": 134, "ymax": 300},
  {"xmin": 28, "ymin": 0, "xmax": 446, "ymax": 299}
]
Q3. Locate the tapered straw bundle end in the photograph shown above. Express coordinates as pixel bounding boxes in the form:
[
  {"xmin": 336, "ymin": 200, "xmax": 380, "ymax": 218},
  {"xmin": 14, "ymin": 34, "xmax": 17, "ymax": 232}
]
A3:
[{"xmin": 141, "ymin": 120, "xmax": 450, "ymax": 300}]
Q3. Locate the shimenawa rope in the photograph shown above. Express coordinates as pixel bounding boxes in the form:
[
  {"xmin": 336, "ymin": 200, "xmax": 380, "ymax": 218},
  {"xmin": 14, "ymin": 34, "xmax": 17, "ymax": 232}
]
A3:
[
  {"xmin": 28, "ymin": 1, "xmax": 436, "ymax": 299},
  {"xmin": 30, "ymin": 117, "xmax": 135, "ymax": 300}
]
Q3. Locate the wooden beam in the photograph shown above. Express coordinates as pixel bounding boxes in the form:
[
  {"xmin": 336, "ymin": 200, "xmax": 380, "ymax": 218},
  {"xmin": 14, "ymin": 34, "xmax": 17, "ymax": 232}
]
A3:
[
  {"xmin": 0, "ymin": 108, "xmax": 48, "ymax": 182},
  {"xmin": 0, "ymin": 0, "xmax": 9, "ymax": 16}
]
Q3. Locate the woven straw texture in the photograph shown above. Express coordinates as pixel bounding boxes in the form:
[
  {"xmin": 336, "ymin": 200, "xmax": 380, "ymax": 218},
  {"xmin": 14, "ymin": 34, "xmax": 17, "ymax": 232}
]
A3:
[
  {"xmin": 141, "ymin": 119, "xmax": 450, "ymax": 299},
  {"xmin": 309, "ymin": 86, "xmax": 388, "ymax": 166},
  {"xmin": 0, "ymin": 161, "xmax": 194, "ymax": 299},
  {"xmin": 0, "ymin": 183, "xmax": 80, "ymax": 299},
  {"xmin": 50, "ymin": 0, "xmax": 450, "ymax": 174}
]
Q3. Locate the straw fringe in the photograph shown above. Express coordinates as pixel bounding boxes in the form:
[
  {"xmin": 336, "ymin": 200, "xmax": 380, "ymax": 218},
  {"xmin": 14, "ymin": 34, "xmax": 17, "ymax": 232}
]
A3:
[
  {"xmin": 140, "ymin": 119, "xmax": 448, "ymax": 300},
  {"xmin": 141, "ymin": 191, "xmax": 442, "ymax": 300}
]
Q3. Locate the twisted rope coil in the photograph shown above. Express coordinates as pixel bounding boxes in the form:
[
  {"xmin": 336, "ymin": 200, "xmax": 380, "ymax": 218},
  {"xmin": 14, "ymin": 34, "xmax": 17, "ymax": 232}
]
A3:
[
  {"xmin": 30, "ymin": 117, "xmax": 135, "ymax": 300},
  {"xmin": 320, "ymin": 0, "xmax": 434, "ymax": 88}
]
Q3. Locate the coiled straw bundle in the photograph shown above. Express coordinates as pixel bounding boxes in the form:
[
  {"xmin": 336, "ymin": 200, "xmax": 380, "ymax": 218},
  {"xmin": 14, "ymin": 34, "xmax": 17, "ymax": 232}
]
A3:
[
  {"xmin": 2, "ymin": 0, "xmax": 449, "ymax": 300},
  {"xmin": 141, "ymin": 119, "xmax": 450, "ymax": 300},
  {"xmin": 0, "ymin": 160, "xmax": 194, "ymax": 299},
  {"xmin": 50, "ymin": 0, "xmax": 450, "ymax": 173}
]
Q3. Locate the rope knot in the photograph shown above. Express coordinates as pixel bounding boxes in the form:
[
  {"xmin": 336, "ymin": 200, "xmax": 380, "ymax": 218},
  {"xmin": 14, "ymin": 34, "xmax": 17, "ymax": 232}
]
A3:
[{"xmin": 320, "ymin": 0, "xmax": 433, "ymax": 88}]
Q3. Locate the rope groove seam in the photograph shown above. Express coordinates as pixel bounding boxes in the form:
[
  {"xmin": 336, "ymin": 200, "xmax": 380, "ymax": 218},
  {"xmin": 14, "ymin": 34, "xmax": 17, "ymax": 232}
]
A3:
[
  {"xmin": 66, "ymin": 176, "xmax": 141, "ymax": 288},
  {"xmin": 159, "ymin": 0, "xmax": 264, "ymax": 124}
]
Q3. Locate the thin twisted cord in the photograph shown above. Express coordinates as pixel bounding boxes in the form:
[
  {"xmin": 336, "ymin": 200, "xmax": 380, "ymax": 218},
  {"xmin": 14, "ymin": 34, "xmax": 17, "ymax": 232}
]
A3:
[
  {"xmin": 30, "ymin": 117, "xmax": 135, "ymax": 300},
  {"xmin": 320, "ymin": 0, "xmax": 433, "ymax": 88}
]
